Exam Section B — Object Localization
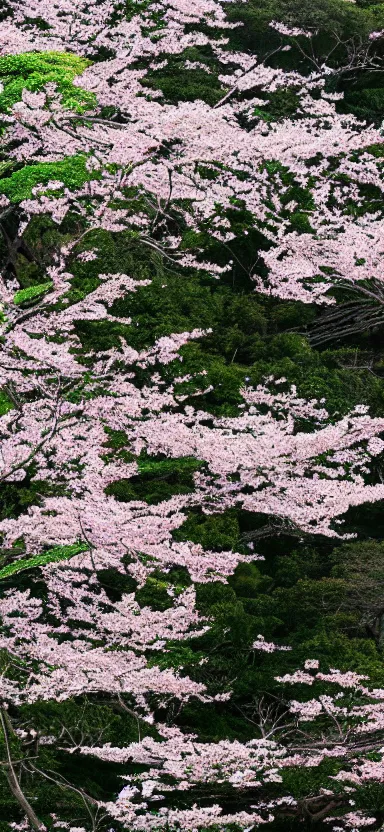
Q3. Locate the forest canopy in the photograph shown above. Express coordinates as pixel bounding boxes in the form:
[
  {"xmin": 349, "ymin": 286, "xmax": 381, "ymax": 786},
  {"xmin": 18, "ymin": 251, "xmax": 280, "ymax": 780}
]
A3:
[{"xmin": 0, "ymin": 0, "xmax": 384, "ymax": 830}]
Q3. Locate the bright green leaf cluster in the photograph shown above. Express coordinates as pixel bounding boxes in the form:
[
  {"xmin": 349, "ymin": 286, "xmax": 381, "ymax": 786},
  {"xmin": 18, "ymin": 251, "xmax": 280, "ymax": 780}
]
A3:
[
  {"xmin": 0, "ymin": 542, "xmax": 89, "ymax": 580},
  {"xmin": 0, "ymin": 389, "xmax": 13, "ymax": 417},
  {"xmin": 0, "ymin": 154, "xmax": 100, "ymax": 202},
  {"xmin": 0, "ymin": 52, "xmax": 96, "ymax": 114},
  {"xmin": 13, "ymin": 281, "xmax": 53, "ymax": 306}
]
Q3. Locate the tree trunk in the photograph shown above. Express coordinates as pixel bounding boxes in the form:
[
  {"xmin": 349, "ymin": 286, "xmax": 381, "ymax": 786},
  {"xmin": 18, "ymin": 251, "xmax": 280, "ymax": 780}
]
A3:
[{"xmin": 0, "ymin": 708, "xmax": 45, "ymax": 832}]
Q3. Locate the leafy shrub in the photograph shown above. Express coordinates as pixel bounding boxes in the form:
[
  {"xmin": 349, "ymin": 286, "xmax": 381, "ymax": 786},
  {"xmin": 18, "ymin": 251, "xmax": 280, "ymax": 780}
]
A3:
[{"xmin": 0, "ymin": 52, "xmax": 95, "ymax": 113}]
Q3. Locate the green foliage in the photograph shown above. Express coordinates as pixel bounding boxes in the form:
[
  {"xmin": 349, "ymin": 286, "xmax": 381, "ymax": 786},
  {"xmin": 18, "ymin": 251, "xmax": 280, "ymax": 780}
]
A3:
[
  {"xmin": 337, "ymin": 498, "xmax": 384, "ymax": 540},
  {"xmin": 137, "ymin": 453, "xmax": 201, "ymax": 478},
  {"xmin": 0, "ymin": 477, "xmax": 67, "ymax": 522},
  {"xmin": 0, "ymin": 155, "xmax": 99, "ymax": 202},
  {"xmin": 341, "ymin": 78, "xmax": 384, "ymax": 125},
  {"xmin": 65, "ymin": 227, "xmax": 164, "ymax": 308},
  {"xmin": 328, "ymin": 540, "xmax": 384, "ymax": 644},
  {"xmin": 281, "ymin": 758, "xmax": 343, "ymax": 800},
  {"xmin": 195, "ymin": 580, "xmax": 238, "ymax": 614},
  {"xmin": 69, "ymin": 245, "xmax": 384, "ymax": 424},
  {"xmin": 78, "ymin": 262, "xmax": 384, "ymax": 419},
  {"xmin": 21, "ymin": 695, "xmax": 157, "ymax": 746},
  {"xmin": 136, "ymin": 576, "xmax": 174, "ymax": 610},
  {"xmin": 249, "ymin": 342, "xmax": 384, "ymax": 419},
  {"xmin": 10, "ymin": 696, "xmax": 159, "ymax": 827},
  {"xmin": 109, "ymin": 0, "xmax": 155, "ymax": 24},
  {"xmin": 74, "ymin": 318, "xmax": 134, "ymax": 353},
  {"xmin": 228, "ymin": 562, "xmax": 273, "ymax": 597},
  {"xmin": 141, "ymin": 48, "xmax": 225, "ymax": 105},
  {"xmin": 173, "ymin": 510, "xmax": 240, "ymax": 551},
  {"xmin": 226, "ymin": 0, "xmax": 384, "ymax": 58},
  {"xmin": 0, "ymin": 542, "xmax": 88, "ymax": 580},
  {"xmin": 148, "ymin": 643, "xmax": 206, "ymax": 670},
  {"xmin": 10, "ymin": 214, "xmax": 75, "ymax": 290},
  {"xmin": 3, "ymin": 7, "xmax": 384, "ymax": 824},
  {"xmin": 0, "ymin": 52, "xmax": 96, "ymax": 114},
  {"xmin": 13, "ymin": 280, "xmax": 53, "ymax": 306},
  {"xmin": 0, "ymin": 389, "xmax": 13, "ymax": 416},
  {"xmin": 96, "ymin": 567, "xmax": 137, "ymax": 601},
  {"xmin": 274, "ymin": 576, "xmax": 348, "ymax": 631},
  {"xmin": 253, "ymin": 87, "xmax": 301, "ymax": 122},
  {"xmin": 106, "ymin": 455, "xmax": 203, "ymax": 504},
  {"xmin": 109, "ymin": 270, "xmax": 228, "ymax": 349},
  {"xmin": 355, "ymin": 782, "xmax": 384, "ymax": 815}
]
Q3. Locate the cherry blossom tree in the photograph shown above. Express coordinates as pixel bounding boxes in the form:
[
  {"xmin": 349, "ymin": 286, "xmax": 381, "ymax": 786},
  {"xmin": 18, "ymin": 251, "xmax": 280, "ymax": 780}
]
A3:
[{"xmin": 1, "ymin": 0, "xmax": 384, "ymax": 829}]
